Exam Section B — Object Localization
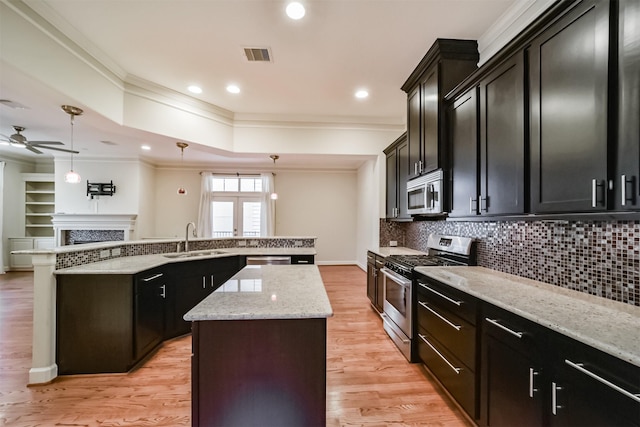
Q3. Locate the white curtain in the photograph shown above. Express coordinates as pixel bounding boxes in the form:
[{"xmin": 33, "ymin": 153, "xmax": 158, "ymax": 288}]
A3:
[
  {"xmin": 196, "ymin": 173, "xmax": 214, "ymax": 238},
  {"xmin": 261, "ymin": 173, "xmax": 276, "ymax": 236},
  {"xmin": 0, "ymin": 161, "xmax": 5, "ymax": 274}
]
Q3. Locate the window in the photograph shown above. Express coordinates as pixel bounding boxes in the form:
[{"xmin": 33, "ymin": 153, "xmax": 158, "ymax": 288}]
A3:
[{"xmin": 211, "ymin": 176, "xmax": 263, "ymax": 237}]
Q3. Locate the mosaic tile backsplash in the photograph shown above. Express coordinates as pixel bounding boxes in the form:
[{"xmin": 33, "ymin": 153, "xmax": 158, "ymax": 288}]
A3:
[{"xmin": 380, "ymin": 219, "xmax": 640, "ymax": 307}]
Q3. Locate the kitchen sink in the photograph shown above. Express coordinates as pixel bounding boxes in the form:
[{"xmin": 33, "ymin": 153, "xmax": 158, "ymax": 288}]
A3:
[{"xmin": 163, "ymin": 250, "xmax": 226, "ymax": 259}]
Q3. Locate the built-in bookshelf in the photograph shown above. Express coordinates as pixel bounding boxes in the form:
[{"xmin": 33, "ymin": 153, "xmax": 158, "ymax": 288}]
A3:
[{"xmin": 23, "ymin": 173, "xmax": 55, "ymax": 238}]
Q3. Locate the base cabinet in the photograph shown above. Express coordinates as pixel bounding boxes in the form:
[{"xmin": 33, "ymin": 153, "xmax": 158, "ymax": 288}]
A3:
[
  {"xmin": 366, "ymin": 251, "xmax": 385, "ymax": 313},
  {"xmin": 480, "ymin": 303, "xmax": 640, "ymax": 427},
  {"xmin": 191, "ymin": 318, "xmax": 327, "ymax": 427}
]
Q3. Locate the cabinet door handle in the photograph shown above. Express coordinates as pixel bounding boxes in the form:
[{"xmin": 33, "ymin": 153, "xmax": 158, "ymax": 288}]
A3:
[
  {"xmin": 621, "ymin": 174, "xmax": 635, "ymax": 206},
  {"xmin": 551, "ymin": 382, "xmax": 563, "ymax": 415},
  {"xmin": 529, "ymin": 368, "xmax": 539, "ymax": 398},
  {"xmin": 485, "ymin": 318, "xmax": 523, "ymax": 338},
  {"xmin": 202, "ymin": 276, "xmax": 206, "ymax": 289},
  {"xmin": 592, "ymin": 179, "xmax": 605, "ymax": 207},
  {"xmin": 414, "ymin": 162, "xmax": 419, "ymax": 176},
  {"xmin": 159, "ymin": 284, "xmax": 166, "ymax": 299},
  {"xmin": 297, "ymin": 260, "xmax": 309, "ymax": 264},
  {"xmin": 211, "ymin": 275, "xmax": 214, "ymax": 287},
  {"xmin": 418, "ymin": 334, "xmax": 461, "ymax": 374},
  {"xmin": 480, "ymin": 196, "xmax": 488, "ymax": 212},
  {"xmin": 419, "ymin": 282, "xmax": 462, "ymax": 306},
  {"xmin": 565, "ymin": 359, "xmax": 640, "ymax": 403},
  {"xmin": 418, "ymin": 160, "xmax": 423, "ymax": 174},
  {"xmin": 418, "ymin": 301, "xmax": 461, "ymax": 331},
  {"xmin": 142, "ymin": 273, "xmax": 164, "ymax": 282},
  {"xmin": 469, "ymin": 197, "xmax": 477, "ymax": 214}
]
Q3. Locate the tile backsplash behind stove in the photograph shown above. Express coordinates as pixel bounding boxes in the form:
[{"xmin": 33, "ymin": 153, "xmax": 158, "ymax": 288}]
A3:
[{"xmin": 380, "ymin": 219, "xmax": 639, "ymax": 306}]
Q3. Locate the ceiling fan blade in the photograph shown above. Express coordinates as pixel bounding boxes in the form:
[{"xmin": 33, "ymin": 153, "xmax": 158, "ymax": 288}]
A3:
[
  {"xmin": 25, "ymin": 145, "xmax": 43, "ymax": 154},
  {"xmin": 32, "ymin": 145, "xmax": 79, "ymax": 154},
  {"xmin": 29, "ymin": 141, "xmax": 64, "ymax": 146}
]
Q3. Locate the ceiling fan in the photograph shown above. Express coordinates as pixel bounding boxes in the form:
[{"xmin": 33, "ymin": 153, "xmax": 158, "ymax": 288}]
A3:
[{"xmin": 0, "ymin": 125, "xmax": 79, "ymax": 155}]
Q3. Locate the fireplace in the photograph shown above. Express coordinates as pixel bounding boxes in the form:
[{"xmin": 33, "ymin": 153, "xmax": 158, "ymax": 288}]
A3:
[{"xmin": 51, "ymin": 214, "xmax": 137, "ymax": 246}]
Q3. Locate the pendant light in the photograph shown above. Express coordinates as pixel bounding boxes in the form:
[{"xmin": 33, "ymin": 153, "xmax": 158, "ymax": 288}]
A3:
[
  {"xmin": 61, "ymin": 105, "xmax": 83, "ymax": 184},
  {"xmin": 269, "ymin": 155, "xmax": 279, "ymax": 200},
  {"xmin": 176, "ymin": 142, "xmax": 188, "ymax": 195}
]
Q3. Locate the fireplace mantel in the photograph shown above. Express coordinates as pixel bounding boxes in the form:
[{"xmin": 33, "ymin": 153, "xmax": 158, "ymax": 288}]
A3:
[{"xmin": 51, "ymin": 214, "xmax": 137, "ymax": 246}]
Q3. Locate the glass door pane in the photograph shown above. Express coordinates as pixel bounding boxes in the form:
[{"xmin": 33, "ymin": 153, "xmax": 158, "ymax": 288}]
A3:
[
  {"xmin": 212, "ymin": 200, "xmax": 235, "ymax": 237},
  {"xmin": 241, "ymin": 200, "xmax": 261, "ymax": 237}
]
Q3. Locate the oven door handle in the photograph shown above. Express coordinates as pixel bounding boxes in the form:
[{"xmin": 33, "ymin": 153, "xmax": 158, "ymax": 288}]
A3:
[{"xmin": 380, "ymin": 268, "xmax": 412, "ymax": 286}]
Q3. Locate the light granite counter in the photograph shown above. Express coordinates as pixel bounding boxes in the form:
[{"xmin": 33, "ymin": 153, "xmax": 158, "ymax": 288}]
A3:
[
  {"xmin": 54, "ymin": 247, "xmax": 316, "ymax": 275},
  {"xmin": 369, "ymin": 246, "xmax": 428, "ymax": 258},
  {"xmin": 415, "ymin": 266, "xmax": 640, "ymax": 367},
  {"xmin": 184, "ymin": 264, "xmax": 333, "ymax": 321}
]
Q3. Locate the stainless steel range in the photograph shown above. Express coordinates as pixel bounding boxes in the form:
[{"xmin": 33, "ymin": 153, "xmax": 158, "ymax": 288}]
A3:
[{"xmin": 380, "ymin": 234, "xmax": 476, "ymax": 361}]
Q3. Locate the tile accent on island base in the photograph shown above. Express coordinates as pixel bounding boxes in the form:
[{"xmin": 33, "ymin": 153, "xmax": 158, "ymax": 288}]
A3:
[
  {"xmin": 380, "ymin": 219, "xmax": 640, "ymax": 306},
  {"xmin": 55, "ymin": 237, "xmax": 316, "ymax": 270}
]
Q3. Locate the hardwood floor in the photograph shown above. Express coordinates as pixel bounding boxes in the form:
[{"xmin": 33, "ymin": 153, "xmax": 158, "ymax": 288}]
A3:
[{"xmin": 0, "ymin": 266, "xmax": 470, "ymax": 426}]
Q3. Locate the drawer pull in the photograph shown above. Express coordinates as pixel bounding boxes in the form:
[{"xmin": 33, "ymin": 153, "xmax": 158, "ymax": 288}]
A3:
[
  {"xmin": 297, "ymin": 260, "xmax": 309, "ymax": 264},
  {"xmin": 565, "ymin": 359, "xmax": 640, "ymax": 403},
  {"xmin": 419, "ymin": 283, "xmax": 462, "ymax": 306},
  {"xmin": 419, "ymin": 301, "xmax": 461, "ymax": 331},
  {"xmin": 529, "ymin": 368, "xmax": 539, "ymax": 398},
  {"xmin": 418, "ymin": 334, "xmax": 461, "ymax": 375},
  {"xmin": 552, "ymin": 382, "xmax": 563, "ymax": 415},
  {"xmin": 485, "ymin": 318, "xmax": 523, "ymax": 339},
  {"xmin": 142, "ymin": 273, "xmax": 164, "ymax": 282}
]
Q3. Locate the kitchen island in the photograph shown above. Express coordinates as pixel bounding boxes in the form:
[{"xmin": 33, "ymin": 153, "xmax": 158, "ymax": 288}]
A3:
[{"xmin": 184, "ymin": 264, "xmax": 333, "ymax": 427}]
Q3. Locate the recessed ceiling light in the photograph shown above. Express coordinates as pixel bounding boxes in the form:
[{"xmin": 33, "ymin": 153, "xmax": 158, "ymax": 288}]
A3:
[
  {"xmin": 286, "ymin": 2, "xmax": 305, "ymax": 19},
  {"xmin": 355, "ymin": 89, "xmax": 369, "ymax": 99},
  {"xmin": 188, "ymin": 85, "xmax": 202, "ymax": 94},
  {"xmin": 141, "ymin": 145, "xmax": 151, "ymax": 151},
  {"xmin": 226, "ymin": 84, "xmax": 241, "ymax": 94}
]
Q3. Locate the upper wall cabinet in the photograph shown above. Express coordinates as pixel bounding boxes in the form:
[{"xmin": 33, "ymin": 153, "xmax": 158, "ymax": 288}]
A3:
[
  {"xmin": 384, "ymin": 133, "xmax": 410, "ymax": 220},
  {"xmin": 449, "ymin": 53, "xmax": 527, "ymax": 218},
  {"xmin": 401, "ymin": 39, "xmax": 479, "ymax": 179},
  {"xmin": 617, "ymin": 0, "xmax": 640, "ymax": 210},
  {"xmin": 529, "ymin": 0, "xmax": 611, "ymax": 213}
]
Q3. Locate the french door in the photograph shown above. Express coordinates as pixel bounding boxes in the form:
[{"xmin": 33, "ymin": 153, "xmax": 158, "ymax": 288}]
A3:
[{"xmin": 212, "ymin": 196, "xmax": 261, "ymax": 237}]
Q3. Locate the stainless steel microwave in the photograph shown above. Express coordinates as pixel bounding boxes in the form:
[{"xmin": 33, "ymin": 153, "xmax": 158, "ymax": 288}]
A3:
[{"xmin": 407, "ymin": 169, "xmax": 444, "ymax": 216}]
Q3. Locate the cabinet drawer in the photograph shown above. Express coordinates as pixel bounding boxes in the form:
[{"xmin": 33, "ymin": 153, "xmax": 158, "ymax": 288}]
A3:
[
  {"xmin": 483, "ymin": 303, "xmax": 544, "ymax": 356},
  {"xmin": 417, "ymin": 328, "xmax": 477, "ymax": 417},
  {"xmin": 416, "ymin": 277, "xmax": 478, "ymax": 325},
  {"xmin": 417, "ymin": 296, "xmax": 476, "ymax": 370}
]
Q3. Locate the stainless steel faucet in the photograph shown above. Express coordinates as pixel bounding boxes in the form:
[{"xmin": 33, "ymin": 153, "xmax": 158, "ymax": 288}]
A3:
[{"xmin": 184, "ymin": 222, "xmax": 197, "ymax": 252}]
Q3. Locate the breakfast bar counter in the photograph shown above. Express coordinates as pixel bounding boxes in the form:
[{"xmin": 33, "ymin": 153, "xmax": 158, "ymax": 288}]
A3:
[{"xmin": 185, "ymin": 264, "xmax": 333, "ymax": 427}]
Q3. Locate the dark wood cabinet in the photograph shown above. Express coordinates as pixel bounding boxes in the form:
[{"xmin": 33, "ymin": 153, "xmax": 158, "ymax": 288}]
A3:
[
  {"xmin": 134, "ymin": 269, "xmax": 167, "ymax": 360},
  {"xmin": 481, "ymin": 304, "xmax": 545, "ymax": 427},
  {"xmin": 291, "ymin": 254, "xmax": 315, "ymax": 264},
  {"xmin": 449, "ymin": 87, "xmax": 479, "ymax": 217},
  {"xmin": 479, "ymin": 53, "xmax": 526, "ymax": 215},
  {"xmin": 402, "ymin": 39, "xmax": 478, "ymax": 179},
  {"xmin": 384, "ymin": 132, "xmax": 409, "ymax": 219},
  {"xmin": 529, "ymin": 0, "xmax": 611, "ymax": 213},
  {"xmin": 616, "ymin": 0, "xmax": 640, "ymax": 210},
  {"xmin": 366, "ymin": 251, "xmax": 385, "ymax": 313},
  {"xmin": 165, "ymin": 257, "xmax": 240, "ymax": 338},
  {"xmin": 192, "ymin": 318, "xmax": 327, "ymax": 426},
  {"xmin": 448, "ymin": 52, "xmax": 529, "ymax": 218},
  {"xmin": 57, "ymin": 269, "xmax": 168, "ymax": 375},
  {"xmin": 415, "ymin": 275, "xmax": 480, "ymax": 420}
]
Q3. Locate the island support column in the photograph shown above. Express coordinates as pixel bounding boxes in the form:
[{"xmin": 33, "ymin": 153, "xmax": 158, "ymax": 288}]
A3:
[
  {"xmin": 29, "ymin": 253, "xmax": 58, "ymax": 384},
  {"xmin": 192, "ymin": 317, "xmax": 327, "ymax": 426}
]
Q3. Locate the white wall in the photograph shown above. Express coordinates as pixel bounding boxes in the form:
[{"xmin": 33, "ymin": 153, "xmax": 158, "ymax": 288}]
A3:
[
  {"xmin": 153, "ymin": 167, "xmax": 202, "ymax": 238},
  {"xmin": 355, "ymin": 156, "xmax": 383, "ymax": 270},
  {"xmin": 136, "ymin": 161, "xmax": 157, "ymax": 238},
  {"xmin": 275, "ymin": 170, "xmax": 358, "ymax": 264}
]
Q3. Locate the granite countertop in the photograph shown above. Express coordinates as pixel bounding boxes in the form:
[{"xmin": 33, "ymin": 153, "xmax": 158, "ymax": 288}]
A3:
[
  {"xmin": 54, "ymin": 247, "xmax": 316, "ymax": 275},
  {"xmin": 415, "ymin": 266, "xmax": 640, "ymax": 367},
  {"xmin": 369, "ymin": 246, "xmax": 428, "ymax": 258},
  {"xmin": 184, "ymin": 265, "xmax": 333, "ymax": 321}
]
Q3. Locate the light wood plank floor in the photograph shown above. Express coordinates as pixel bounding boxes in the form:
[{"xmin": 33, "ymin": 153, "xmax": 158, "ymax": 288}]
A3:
[{"xmin": 0, "ymin": 266, "xmax": 470, "ymax": 426}]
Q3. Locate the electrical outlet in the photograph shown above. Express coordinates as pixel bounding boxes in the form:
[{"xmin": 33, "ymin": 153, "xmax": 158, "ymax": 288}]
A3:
[
  {"xmin": 99, "ymin": 249, "xmax": 110, "ymax": 259},
  {"xmin": 294, "ymin": 240, "xmax": 303, "ymax": 247},
  {"xmin": 111, "ymin": 248, "xmax": 121, "ymax": 256},
  {"xmin": 237, "ymin": 240, "xmax": 247, "ymax": 247},
  {"xmin": 249, "ymin": 240, "xmax": 259, "ymax": 246},
  {"xmin": 389, "ymin": 240, "xmax": 398, "ymax": 247}
]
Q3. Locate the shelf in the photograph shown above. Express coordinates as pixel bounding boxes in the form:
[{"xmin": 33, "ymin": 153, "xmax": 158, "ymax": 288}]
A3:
[{"xmin": 22, "ymin": 173, "xmax": 55, "ymax": 238}]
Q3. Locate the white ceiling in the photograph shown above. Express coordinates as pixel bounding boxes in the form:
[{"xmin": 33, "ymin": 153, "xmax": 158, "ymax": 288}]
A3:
[{"xmin": 0, "ymin": 0, "xmax": 517, "ymax": 168}]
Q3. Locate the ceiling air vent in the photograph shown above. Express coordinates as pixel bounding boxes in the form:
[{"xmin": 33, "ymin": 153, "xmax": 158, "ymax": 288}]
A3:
[{"xmin": 244, "ymin": 47, "xmax": 272, "ymax": 62}]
